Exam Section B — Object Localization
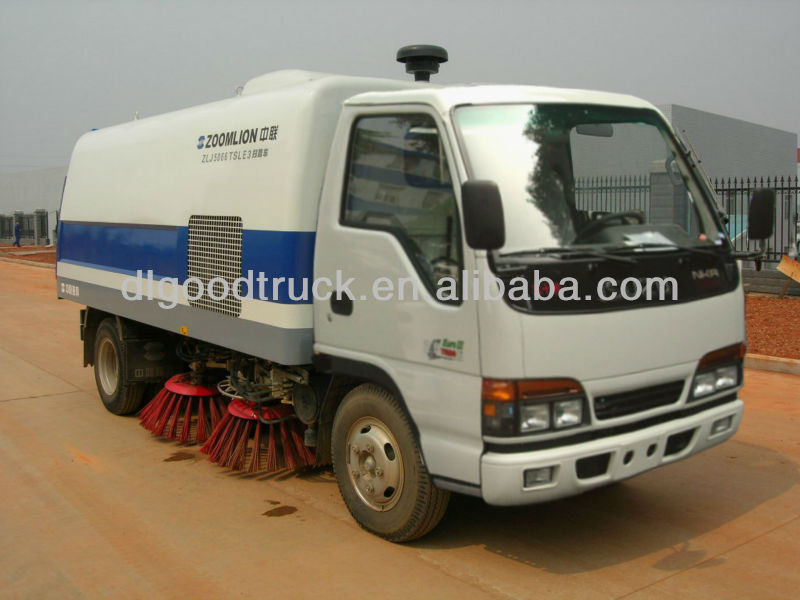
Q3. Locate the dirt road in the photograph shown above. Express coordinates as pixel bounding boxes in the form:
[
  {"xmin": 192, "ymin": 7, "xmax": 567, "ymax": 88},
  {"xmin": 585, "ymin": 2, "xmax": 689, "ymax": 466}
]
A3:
[{"xmin": 1, "ymin": 261, "xmax": 798, "ymax": 599}]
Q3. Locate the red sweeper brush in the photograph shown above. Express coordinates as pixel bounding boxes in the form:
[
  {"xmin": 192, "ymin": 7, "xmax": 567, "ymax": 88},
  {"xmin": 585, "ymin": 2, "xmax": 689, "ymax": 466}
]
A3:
[
  {"xmin": 139, "ymin": 373, "xmax": 226, "ymax": 445},
  {"xmin": 200, "ymin": 398, "xmax": 314, "ymax": 473}
]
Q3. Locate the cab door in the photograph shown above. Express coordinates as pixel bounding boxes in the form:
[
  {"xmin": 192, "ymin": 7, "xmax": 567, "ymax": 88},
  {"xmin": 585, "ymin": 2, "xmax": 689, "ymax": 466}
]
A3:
[{"xmin": 314, "ymin": 105, "xmax": 483, "ymax": 485}]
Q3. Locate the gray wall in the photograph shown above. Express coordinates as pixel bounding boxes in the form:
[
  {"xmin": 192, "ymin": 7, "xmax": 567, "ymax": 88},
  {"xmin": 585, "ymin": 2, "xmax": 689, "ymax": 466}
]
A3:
[
  {"xmin": 0, "ymin": 167, "xmax": 67, "ymax": 214},
  {"xmin": 658, "ymin": 104, "xmax": 798, "ymax": 180}
]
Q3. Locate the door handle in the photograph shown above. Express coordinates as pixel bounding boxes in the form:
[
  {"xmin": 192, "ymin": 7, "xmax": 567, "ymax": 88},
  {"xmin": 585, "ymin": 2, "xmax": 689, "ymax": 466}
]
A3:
[{"xmin": 330, "ymin": 294, "xmax": 353, "ymax": 316}]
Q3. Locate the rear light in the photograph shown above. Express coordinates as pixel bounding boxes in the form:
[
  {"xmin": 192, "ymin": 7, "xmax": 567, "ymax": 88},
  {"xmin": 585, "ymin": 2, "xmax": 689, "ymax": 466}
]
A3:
[
  {"xmin": 482, "ymin": 378, "xmax": 586, "ymax": 436},
  {"xmin": 690, "ymin": 343, "xmax": 745, "ymax": 400}
]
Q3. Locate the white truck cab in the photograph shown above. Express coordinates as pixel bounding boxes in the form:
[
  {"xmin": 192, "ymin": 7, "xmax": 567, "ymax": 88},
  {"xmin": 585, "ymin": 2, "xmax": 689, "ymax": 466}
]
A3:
[{"xmin": 57, "ymin": 46, "xmax": 774, "ymax": 541}]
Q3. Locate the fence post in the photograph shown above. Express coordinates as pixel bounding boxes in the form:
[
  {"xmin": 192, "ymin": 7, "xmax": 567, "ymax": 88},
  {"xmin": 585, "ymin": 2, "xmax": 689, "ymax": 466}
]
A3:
[
  {"xmin": 34, "ymin": 208, "xmax": 46, "ymax": 245},
  {"xmin": 51, "ymin": 210, "xmax": 59, "ymax": 245}
]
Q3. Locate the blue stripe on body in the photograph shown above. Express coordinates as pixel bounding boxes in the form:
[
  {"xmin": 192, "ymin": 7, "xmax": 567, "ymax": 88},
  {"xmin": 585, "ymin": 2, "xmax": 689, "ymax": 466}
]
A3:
[
  {"xmin": 241, "ymin": 230, "xmax": 316, "ymax": 304},
  {"xmin": 58, "ymin": 221, "xmax": 315, "ymax": 304},
  {"xmin": 59, "ymin": 222, "xmax": 182, "ymax": 279}
]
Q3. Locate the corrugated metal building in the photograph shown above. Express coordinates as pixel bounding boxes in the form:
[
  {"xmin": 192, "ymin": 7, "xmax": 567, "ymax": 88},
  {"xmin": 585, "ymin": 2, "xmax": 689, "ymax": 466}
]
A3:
[{"xmin": 657, "ymin": 104, "xmax": 797, "ymax": 180}]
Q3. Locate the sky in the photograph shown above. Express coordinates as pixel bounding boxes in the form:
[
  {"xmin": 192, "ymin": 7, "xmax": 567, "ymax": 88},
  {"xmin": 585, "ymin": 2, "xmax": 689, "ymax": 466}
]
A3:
[{"xmin": 1, "ymin": 0, "xmax": 798, "ymax": 174}]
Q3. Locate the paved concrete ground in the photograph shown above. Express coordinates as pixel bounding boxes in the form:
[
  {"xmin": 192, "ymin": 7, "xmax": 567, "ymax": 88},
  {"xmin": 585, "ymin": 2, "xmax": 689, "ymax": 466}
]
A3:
[{"xmin": 1, "ymin": 260, "xmax": 798, "ymax": 599}]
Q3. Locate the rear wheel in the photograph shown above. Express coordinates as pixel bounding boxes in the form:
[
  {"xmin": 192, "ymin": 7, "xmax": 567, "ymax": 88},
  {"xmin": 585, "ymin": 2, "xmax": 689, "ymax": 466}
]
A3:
[
  {"xmin": 93, "ymin": 318, "xmax": 146, "ymax": 415},
  {"xmin": 332, "ymin": 384, "xmax": 449, "ymax": 542}
]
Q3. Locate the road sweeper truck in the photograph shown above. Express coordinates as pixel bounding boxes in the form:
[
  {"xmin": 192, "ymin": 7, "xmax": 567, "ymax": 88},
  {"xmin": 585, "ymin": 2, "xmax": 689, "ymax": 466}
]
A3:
[{"xmin": 56, "ymin": 45, "xmax": 774, "ymax": 542}]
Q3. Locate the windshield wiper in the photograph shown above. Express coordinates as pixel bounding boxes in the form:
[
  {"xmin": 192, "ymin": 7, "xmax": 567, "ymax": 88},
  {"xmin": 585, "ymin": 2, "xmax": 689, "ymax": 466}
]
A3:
[
  {"xmin": 614, "ymin": 242, "xmax": 720, "ymax": 258},
  {"xmin": 497, "ymin": 247, "xmax": 637, "ymax": 265}
]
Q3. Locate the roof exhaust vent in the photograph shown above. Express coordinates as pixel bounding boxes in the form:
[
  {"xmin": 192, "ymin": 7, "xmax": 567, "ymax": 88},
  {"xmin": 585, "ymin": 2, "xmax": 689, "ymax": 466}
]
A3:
[{"xmin": 396, "ymin": 45, "xmax": 448, "ymax": 82}]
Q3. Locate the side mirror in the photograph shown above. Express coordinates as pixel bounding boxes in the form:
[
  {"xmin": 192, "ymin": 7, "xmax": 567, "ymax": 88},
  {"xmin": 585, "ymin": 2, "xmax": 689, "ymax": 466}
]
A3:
[
  {"xmin": 748, "ymin": 188, "xmax": 775, "ymax": 241},
  {"xmin": 461, "ymin": 180, "xmax": 505, "ymax": 250}
]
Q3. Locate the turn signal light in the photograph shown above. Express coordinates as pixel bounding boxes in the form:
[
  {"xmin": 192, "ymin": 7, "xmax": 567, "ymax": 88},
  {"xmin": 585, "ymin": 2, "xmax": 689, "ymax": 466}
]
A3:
[
  {"xmin": 481, "ymin": 378, "xmax": 582, "ymax": 403},
  {"xmin": 481, "ymin": 379, "xmax": 516, "ymax": 403},
  {"xmin": 697, "ymin": 343, "xmax": 746, "ymax": 370}
]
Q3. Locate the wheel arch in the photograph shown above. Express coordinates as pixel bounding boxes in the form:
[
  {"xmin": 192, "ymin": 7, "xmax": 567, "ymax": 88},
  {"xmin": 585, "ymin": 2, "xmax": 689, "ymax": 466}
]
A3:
[
  {"xmin": 82, "ymin": 309, "xmax": 184, "ymax": 388},
  {"xmin": 81, "ymin": 307, "xmax": 115, "ymax": 366},
  {"xmin": 313, "ymin": 354, "xmax": 423, "ymax": 466}
]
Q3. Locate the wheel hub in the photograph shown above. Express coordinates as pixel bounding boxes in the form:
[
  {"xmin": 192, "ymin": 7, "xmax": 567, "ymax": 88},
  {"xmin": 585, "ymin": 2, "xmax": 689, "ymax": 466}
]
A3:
[
  {"xmin": 97, "ymin": 337, "xmax": 119, "ymax": 396},
  {"xmin": 346, "ymin": 417, "xmax": 404, "ymax": 511}
]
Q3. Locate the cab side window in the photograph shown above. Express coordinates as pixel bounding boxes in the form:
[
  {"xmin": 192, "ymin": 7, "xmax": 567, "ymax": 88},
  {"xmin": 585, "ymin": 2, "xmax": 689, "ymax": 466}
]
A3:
[{"xmin": 342, "ymin": 115, "xmax": 462, "ymax": 297}]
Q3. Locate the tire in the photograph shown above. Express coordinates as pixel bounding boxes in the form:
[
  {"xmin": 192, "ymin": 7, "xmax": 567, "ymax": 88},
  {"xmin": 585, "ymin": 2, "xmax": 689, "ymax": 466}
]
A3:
[
  {"xmin": 332, "ymin": 383, "xmax": 449, "ymax": 542},
  {"xmin": 93, "ymin": 318, "xmax": 147, "ymax": 415}
]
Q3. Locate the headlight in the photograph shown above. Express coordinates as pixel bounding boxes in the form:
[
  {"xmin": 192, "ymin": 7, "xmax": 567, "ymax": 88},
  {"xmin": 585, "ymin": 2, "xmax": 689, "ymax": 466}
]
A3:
[
  {"xmin": 692, "ymin": 372, "xmax": 717, "ymax": 398},
  {"xmin": 520, "ymin": 403, "xmax": 550, "ymax": 432},
  {"xmin": 691, "ymin": 365, "xmax": 740, "ymax": 399},
  {"xmin": 481, "ymin": 378, "xmax": 586, "ymax": 436},
  {"xmin": 554, "ymin": 398, "xmax": 583, "ymax": 429},
  {"xmin": 690, "ymin": 344, "xmax": 745, "ymax": 401},
  {"xmin": 715, "ymin": 366, "xmax": 738, "ymax": 389}
]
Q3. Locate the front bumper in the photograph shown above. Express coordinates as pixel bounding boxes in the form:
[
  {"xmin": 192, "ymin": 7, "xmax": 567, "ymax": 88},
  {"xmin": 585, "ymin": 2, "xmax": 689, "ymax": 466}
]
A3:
[{"xmin": 481, "ymin": 398, "xmax": 742, "ymax": 506}]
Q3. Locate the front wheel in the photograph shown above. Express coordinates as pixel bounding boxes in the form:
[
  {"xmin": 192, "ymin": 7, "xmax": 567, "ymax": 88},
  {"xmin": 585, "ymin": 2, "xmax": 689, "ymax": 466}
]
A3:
[
  {"xmin": 93, "ymin": 318, "xmax": 147, "ymax": 415},
  {"xmin": 332, "ymin": 384, "xmax": 449, "ymax": 542}
]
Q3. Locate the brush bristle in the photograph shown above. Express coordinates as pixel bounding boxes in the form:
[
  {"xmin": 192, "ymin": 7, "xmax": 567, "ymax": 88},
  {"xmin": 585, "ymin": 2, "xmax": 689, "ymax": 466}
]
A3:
[
  {"xmin": 201, "ymin": 404, "xmax": 315, "ymax": 473},
  {"xmin": 266, "ymin": 423, "xmax": 279, "ymax": 472},
  {"xmin": 140, "ymin": 385, "xmax": 225, "ymax": 446}
]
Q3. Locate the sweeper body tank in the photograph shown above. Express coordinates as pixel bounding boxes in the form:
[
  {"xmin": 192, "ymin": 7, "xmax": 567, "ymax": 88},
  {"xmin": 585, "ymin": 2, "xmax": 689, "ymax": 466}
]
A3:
[
  {"xmin": 57, "ymin": 46, "xmax": 773, "ymax": 541},
  {"xmin": 58, "ymin": 70, "xmax": 412, "ymax": 365}
]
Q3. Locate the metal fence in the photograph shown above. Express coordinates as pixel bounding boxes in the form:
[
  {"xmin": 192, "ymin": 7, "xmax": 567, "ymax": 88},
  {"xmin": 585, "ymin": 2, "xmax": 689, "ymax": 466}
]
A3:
[
  {"xmin": 0, "ymin": 215, "xmax": 13, "ymax": 239},
  {"xmin": 714, "ymin": 176, "xmax": 798, "ymax": 263},
  {"xmin": 575, "ymin": 175, "xmax": 799, "ymax": 264},
  {"xmin": 575, "ymin": 175, "xmax": 651, "ymax": 216},
  {"xmin": 0, "ymin": 209, "xmax": 57, "ymax": 245}
]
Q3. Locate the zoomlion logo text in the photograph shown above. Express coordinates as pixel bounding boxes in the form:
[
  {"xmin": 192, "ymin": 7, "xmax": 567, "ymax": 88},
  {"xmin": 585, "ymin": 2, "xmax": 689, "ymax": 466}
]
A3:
[
  {"xmin": 428, "ymin": 338, "xmax": 464, "ymax": 361},
  {"xmin": 196, "ymin": 124, "xmax": 279, "ymax": 149}
]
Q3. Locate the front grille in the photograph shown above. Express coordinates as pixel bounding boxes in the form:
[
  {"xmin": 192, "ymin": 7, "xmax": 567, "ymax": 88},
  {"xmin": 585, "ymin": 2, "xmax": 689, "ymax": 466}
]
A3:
[
  {"xmin": 187, "ymin": 215, "xmax": 243, "ymax": 317},
  {"xmin": 594, "ymin": 381, "xmax": 684, "ymax": 420}
]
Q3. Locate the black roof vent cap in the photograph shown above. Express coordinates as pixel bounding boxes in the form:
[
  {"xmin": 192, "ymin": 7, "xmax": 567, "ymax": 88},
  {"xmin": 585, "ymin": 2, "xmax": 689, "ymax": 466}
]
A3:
[{"xmin": 396, "ymin": 45, "xmax": 448, "ymax": 82}]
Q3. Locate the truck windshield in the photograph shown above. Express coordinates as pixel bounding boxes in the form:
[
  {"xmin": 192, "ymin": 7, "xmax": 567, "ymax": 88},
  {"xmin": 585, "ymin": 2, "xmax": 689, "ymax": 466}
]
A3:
[{"xmin": 454, "ymin": 104, "xmax": 726, "ymax": 256}]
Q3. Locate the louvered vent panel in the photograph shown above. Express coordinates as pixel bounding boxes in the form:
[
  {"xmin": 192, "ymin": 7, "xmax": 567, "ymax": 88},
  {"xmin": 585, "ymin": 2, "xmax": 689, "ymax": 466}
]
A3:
[{"xmin": 187, "ymin": 215, "xmax": 243, "ymax": 317}]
